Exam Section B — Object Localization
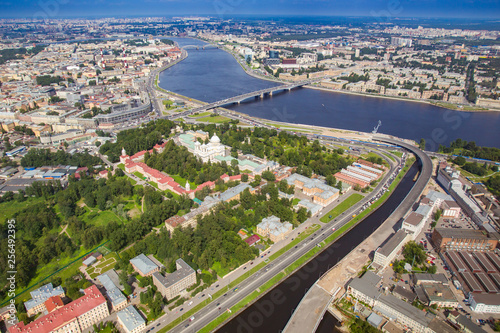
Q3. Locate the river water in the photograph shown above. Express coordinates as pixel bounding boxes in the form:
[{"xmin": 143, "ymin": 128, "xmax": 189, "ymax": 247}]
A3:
[{"xmin": 159, "ymin": 38, "xmax": 500, "ymax": 150}]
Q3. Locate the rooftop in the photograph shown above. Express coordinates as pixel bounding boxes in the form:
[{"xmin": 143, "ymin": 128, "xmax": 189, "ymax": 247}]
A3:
[
  {"xmin": 348, "ymin": 271, "xmax": 381, "ymax": 300},
  {"xmin": 257, "ymin": 215, "xmax": 293, "ymax": 237},
  {"xmin": 152, "ymin": 259, "xmax": 195, "ymax": 290},
  {"xmin": 434, "ymin": 228, "xmax": 489, "ymax": 240},
  {"xmin": 97, "ymin": 270, "xmax": 126, "ymax": 307},
  {"xmin": 24, "ymin": 283, "xmax": 65, "ymax": 312},
  {"xmin": 377, "ymin": 229, "xmax": 408, "ymax": 257},
  {"xmin": 117, "ymin": 306, "xmax": 145, "ymax": 332},
  {"xmin": 10, "ymin": 286, "xmax": 106, "ymax": 333},
  {"xmin": 130, "ymin": 253, "xmax": 159, "ymax": 276},
  {"xmin": 377, "ymin": 294, "xmax": 434, "ymax": 328}
]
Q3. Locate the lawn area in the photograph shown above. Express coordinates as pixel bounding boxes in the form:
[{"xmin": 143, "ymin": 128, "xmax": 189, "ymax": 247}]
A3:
[
  {"xmin": 292, "ymin": 198, "xmax": 300, "ymax": 206},
  {"xmin": 197, "ymin": 115, "xmax": 231, "ymax": 123},
  {"xmin": 85, "ymin": 253, "xmax": 119, "ymax": 279},
  {"xmin": 319, "ymin": 193, "xmax": 364, "ymax": 223},
  {"xmin": 384, "ymin": 153, "xmax": 396, "ymax": 162},
  {"xmin": 188, "ymin": 111, "xmax": 212, "ymax": 118},
  {"xmin": 169, "ymin": 174, "xmax": 196, "ymax": 189},
  {"xmin": 361, "ymin": 152, "xmax": 389, "ymax": 167},
  {"xmin": 391, "ymin": 151, "xmax": 403, "ymax": 158},
  {"xmin": 134, "ymin": 171, "xmax": 146, "ymax": 179},
  {"xmin": 86, "ymin": 210, "xmax": 124, "ymax": 226},
  {"xmin": 0, "ymin": 197, "xmax": 45, "ymax": 223},
  {"xmin": 148, "ymin": 181, "xmax": 159, "ymax": 189},
  {"xmin": 117, "ymin": 163, "xmax": 125, "ymax": 170}
]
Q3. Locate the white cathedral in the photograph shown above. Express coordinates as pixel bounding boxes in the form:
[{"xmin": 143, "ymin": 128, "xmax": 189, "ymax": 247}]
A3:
[{"xmin": 193, "ymin": 134, "xmax": 227, "ymax": 163}]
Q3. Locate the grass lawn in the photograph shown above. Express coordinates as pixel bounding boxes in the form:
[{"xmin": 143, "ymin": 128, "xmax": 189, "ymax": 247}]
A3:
[
  {"xmin": 87, "ymin": 210, "xmax": 124, "ymax": 226},
  {"xmin": 391, "ymin": 151, "xmax": 403, "ymax": 158},
  {"xmin": 292, "ymin": 198, "xmax": 300, "ymax": 206},
  {"xmin": 188, "ymin": 111, "xmax": 212, "ymax": 118},
  {"xmin": 134, "ymin": 171, "xmax": 146, "ymax": 179},
  {"xmin": 117, "ymin": 163, "xmax": 125, "ymax": 170},
  {"xmin": 361, "ymin": 152, "xmax": 389, "ymax": 167},
  {"xmin": 319, "ymin": 193, "xmax": 364, "ymax": 223},
  {"xmin": 384, "ymin": 153, "xmax": 396, "ymax": 162},
  {"xmin": 0, "ymin": 197, "xmax": 45, "ymax": 223},
  {"xmin": 85, "ymin": 253, "xmax": 119, "ymax": 279},
  {"xmin": 197, "ymin": 115, "xmax": 231, "ymax": 123},
  {"xmin": 169, "ymin": 174, "xmax": 196, "ymax": 189}
]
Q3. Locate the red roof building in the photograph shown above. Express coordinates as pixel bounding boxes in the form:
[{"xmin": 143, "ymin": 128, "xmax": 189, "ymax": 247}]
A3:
[
  {"xmin": 9, "ymin": 285, "xmax": 109, "ymax": 333},
  {"xmin": 244, "ymin": 235, "xmax": 261, "ymax": 247},
  {"xmin": 44, "ymin": 296, "xmax": 64, "ymax": 313}
]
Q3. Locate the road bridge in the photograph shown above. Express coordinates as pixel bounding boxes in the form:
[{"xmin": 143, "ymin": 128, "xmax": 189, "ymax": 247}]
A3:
[
  {"xmin": 167, "ymin": 77, "xmax": 325, "ymax": 119},
  {"xmin": 181, "ymin": 44, "xmax": 219, "ymax": 50}
]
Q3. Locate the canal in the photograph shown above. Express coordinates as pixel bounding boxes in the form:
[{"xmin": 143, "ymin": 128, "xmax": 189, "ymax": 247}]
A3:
[{"xmin": 216, "ymin": 162, "xmax": 419, "ymax": 333}]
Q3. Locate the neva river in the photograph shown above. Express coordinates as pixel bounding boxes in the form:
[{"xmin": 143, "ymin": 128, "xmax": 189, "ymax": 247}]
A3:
[{"xmin": 159, "ymin": 38, "xmax": 500, "ymax": 150}]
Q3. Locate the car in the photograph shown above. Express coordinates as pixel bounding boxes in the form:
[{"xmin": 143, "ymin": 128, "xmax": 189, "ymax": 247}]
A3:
[
  {"xmin": 185, "ymin": 324, "xmax": 190, "ymax": 328},
  {"xmin": 250, "ymin": 262, "xmax": 253, "ymax": 265},
  {"xmin": 216, "ymin": 285, "xmax": 219, "ymax": 288},
  {"xmin": 224, "ymin": 294, "xmax": 227, "ymax": 297},
  {"xmin": 180, "ymin": 308, "xmax": 183, "ymax": 311},
  {"xmin": 243, "ymin": 267, "xmax": 247, "ymax": 270},
  {"xmin": 189, "ymin": 316, "xmax": 195, "ymax": 321},
  {"xmin": 217, "ymin": 303, "xmax": 220, "ymax": 306}
]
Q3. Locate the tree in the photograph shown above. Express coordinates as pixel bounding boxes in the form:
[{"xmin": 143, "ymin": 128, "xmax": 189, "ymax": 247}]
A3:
[
  {"xmin": 261, "ymin": 170, "xmax": 276, "ymax": 182},
  {"xmin": 241, "ymin": 173, "xmax": 249, "ymax": 182},
  {"xmin": 89, "ymin": 80, "xmax": 96, "ymax": 86},
  {"xmin": 453, "ymin": 156, "xmax": 466, "ymax": 166},
  {"xmin": 419, "ymin": 138, "xmax": 426, "ymax": 150},
  {"xmin": 326, "ymin": 174, "xmax": 336, "ymax": 186},
  {"xmin": 402, "ymin": 241, "xmax": 426, "ymax": 266}
]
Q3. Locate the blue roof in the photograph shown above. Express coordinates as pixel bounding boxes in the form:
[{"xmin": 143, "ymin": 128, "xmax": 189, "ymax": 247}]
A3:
[
  {"xmin": 117, "ymin": 306, "xmax": 145, "ymax": 332},
  {"xmin": 97, "ymin": 271, "xmax": 127, "ymax": 308},
  {"xmin": 24, "ymin": 283, "xmax": 65, "ymax": 312},
  {"xmin": 130, "ymin": 253, "xmax": 158, "ymax": 275}
]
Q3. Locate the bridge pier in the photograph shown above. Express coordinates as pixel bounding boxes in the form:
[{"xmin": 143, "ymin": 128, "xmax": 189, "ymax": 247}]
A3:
[{"xmin": 269, "ymin": 91, "xmax": 273, "ymax": 96}]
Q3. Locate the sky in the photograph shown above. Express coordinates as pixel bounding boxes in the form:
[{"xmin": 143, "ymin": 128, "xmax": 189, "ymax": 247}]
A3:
[{"xmin": 0, "ymin": 0, "xmax": 499, "ymax": 19}]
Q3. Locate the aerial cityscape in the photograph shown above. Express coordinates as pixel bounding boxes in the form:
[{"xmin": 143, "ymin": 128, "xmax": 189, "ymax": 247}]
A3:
[{"xmin": 0, "ymin": 2, "xmax": 500, "ymax": 333}]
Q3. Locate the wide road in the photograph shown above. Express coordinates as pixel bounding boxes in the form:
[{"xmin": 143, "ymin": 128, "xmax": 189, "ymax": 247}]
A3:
[{"xmin": 145, "ymin": 145, "xmax": 403, "ymax": 333}]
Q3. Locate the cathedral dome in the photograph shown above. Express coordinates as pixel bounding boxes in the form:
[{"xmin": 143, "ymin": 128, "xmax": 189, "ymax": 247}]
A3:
[{"xmin": 210, "ymin": 134, "xmax": 220, "ymax": 144}]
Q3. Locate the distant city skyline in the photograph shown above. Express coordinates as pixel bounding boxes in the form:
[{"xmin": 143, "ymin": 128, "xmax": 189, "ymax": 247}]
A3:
[{"xmin": 0, "ymin": 0, "xmax": 499, "ymax": 20}]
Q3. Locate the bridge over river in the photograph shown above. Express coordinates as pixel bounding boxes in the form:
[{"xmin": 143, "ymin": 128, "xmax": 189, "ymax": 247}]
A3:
[{"xmin": 167, "ymin": 77, "xmax": 325, "ymax": 119}]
